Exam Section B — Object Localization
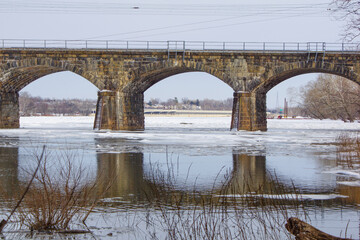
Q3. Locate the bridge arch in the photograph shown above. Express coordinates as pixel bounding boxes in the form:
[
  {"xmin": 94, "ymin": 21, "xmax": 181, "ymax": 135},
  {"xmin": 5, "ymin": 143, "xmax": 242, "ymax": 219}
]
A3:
[
  {"xmin": 0, "ymin": 59, "xmax": 104, "ymax": 92},
  {"xmin": 124, "ymin": 60, "xmax": 233, "ymax": 93},
  {"xmin": 96, "ymin": 61, "xmax": 235, "ymax": 131},
  {"xmin": 0, "ymin": 60, "xmax": 102, "ymax": 128},
  {"xmin": 253, "ymin": 61, "xmax": 360, "ymax": 94},
  {"xmin": 229, "ymin": 61, "xmax": 360, "ymax": 132}
]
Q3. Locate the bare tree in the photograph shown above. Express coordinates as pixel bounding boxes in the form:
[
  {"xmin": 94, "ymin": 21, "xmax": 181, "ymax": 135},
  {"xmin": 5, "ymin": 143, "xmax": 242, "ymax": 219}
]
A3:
[
  {"xmin": 200, "ymin": 98, "xmax": 232, "ymax": 110},
  {"xmin": 301, "ymin": 74, "xmax": 360, "ymax": 122},
  {"xmin": 331, "ymin": 0, "xmax": 360, "ymax": 41},
  {"xmin": 19, "ymin": 92, "xmax": 32, "ymax": 115},
  {"xmin": 149, "ymin": 98, "xmax": 160, "ymax": 105}
]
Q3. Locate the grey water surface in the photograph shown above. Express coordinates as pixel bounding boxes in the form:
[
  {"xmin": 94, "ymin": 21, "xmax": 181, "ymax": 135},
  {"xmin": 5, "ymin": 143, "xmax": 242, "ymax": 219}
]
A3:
[{"xmin": 0, "ymin": 116, "xmax": 359, "ymax": 239}]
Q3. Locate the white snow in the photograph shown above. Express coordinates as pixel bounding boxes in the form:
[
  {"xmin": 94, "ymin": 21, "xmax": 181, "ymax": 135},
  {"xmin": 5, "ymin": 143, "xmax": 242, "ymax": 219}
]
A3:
[
  {"xmin": 0, "ymin": 116, "xmax": 353, "ymax": 154},
  {"xmin": 323, "ymin": 169, "xmax": 360, "ymax": 179},
  {"xmin": 337, "ymin": 181, "xmax": 360, "ymax": 187},
  {"xmin": 20, "ymin": 116, "xmax": 94, "ymax": 129},
  {"xmin": 215, "ymin": 193, "xmax": 349, "ymax": 201},
  {"xmin": 4, "ymin": 116, "xmax": 358, "ymax": 191},
  {"xmin": 268, "ymin": 118, "xmax": 360, "ymax": 130},
  {"xmin": 322, "ymin": 168, "xmax": 360, "ymax": 187}
]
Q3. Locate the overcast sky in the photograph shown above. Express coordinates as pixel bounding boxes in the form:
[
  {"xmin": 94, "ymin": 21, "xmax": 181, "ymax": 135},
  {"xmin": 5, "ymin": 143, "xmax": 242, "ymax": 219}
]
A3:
[{"xmin": 0, "ymin": 0, "xmax": 346, "ymax": 108}]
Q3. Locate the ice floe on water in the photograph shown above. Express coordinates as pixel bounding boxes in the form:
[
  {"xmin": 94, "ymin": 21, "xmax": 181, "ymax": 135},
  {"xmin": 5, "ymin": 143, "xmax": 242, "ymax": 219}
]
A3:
[
  {"xmin": 215, "ymin": 193, "xmax": 349, "ymax": 201},
  {"xmin": 337, "ymin": 181, "xmax": 360, "ymax": 187},
  {"xmin": 0, "ymin": 116, "xmax": 353, "ymax": 160},
  {"xmin": 0, "ymin": 116, "xmax": 358, "ymax": 238},
  {"xmin": 8, "ymin": 116, "xmax": 359, "ymax": 192},
  {"xmin": 323, "ymin": 169, "xmax": 360, "ymax": 179},
  {"xmin": 323, "ymin": 168, "xmax": 360, "ymax": 187},
  {"xmin": 9, "ymin": 117, "xmax": 359, "ymax": 148}
]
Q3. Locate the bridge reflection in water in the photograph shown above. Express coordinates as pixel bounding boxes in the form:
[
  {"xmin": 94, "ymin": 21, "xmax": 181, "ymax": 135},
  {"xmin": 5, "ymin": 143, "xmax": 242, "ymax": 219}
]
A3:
[
  {"xmin": 97, "ymin": 152, "xmax": 147, "ymax": 199},
  {"xmin": 0, "ymin": 142, "xmax": 19, "ymax": 198},
  {"xmin": 96, "ymin": 151, "xmax": 278, "ymax": 200},
  {"xmin": 1, "ymin": 145, "xmax": 360, "ymax": 206}
]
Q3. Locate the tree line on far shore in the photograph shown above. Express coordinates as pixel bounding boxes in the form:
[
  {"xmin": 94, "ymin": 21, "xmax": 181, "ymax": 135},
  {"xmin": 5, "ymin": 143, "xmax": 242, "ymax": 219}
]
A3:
[
  {"xmin": 19, "ymin": 92, "xmax": 97, "ymax": 116},
  {"xmin": 19, "ymin": 73, "xmax": 360, "ymax": 122},
  {"xmin": 18, "ymin": 93, "xmax": 234, "ymax": 116}
]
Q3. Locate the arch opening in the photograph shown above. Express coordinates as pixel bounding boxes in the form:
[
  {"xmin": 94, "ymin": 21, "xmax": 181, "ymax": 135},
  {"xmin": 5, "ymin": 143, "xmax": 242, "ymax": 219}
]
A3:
[
  {"xmin": 266, "ymin": 73, "xmax": 318, "ymax": 119},
  {"xmin": 257, "ymin": 61, "xmax": 360, "ymax": 96},
  {"xmin": 126, "ymin": 62, "xmax": 231, "ymax": 94},
  {"xmin": 20, "ymin": 71, "xmax": 98, "ymax": 100},
  {"xmin": 265, "ymin": 72, "xmax": 360, "ymax": 122},
  {"xmin": 143, "ymin": 72, "xmax": 234, "ymax": 130},
  {"xmin": 17, "ymin": 71, "xmax": 99, "ymax": 128}
]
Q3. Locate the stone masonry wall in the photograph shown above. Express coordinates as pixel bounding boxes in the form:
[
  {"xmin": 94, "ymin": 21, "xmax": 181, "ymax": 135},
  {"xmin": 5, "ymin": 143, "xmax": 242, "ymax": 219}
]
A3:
[
  {"xmin": 0, "ymin": 92, "xmax": 19, "ymax": 128},
  {"xmin": 96, "ymin": 91, "xmax": 144, "ymax": 130}
]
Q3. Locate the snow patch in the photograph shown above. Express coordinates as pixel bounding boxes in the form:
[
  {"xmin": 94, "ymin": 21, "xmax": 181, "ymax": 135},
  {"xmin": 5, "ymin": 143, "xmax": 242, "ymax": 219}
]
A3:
[
  {"xmin": 215, "ymin": 194, "xmax": 348, "ymax": 201},
  {"xmin": 323, "ymin": 169, "xmax": 360, "ymax": 179},
  {"xmin": 337, "ymin": 181, "xmax": 360, "ymax": 187}
]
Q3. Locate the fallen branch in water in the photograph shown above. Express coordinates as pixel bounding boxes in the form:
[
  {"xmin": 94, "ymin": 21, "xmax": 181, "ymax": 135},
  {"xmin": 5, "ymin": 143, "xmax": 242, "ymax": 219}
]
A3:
[
  {"xmin": 285, "ymin": 217, "xmax": 352, "ymax": 240},
  {"xmin": 57, "ymin": 229, "xmax": 91, "ymax": 234}
]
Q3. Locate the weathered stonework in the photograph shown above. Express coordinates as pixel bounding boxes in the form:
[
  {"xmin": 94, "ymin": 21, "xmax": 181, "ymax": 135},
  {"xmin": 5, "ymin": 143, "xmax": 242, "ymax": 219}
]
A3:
[
  {"xmin": 0, "ymin": 92, "xmax": 19, "ymax": 128},
  {"xmin": 0, "ymin": 48, "xmax": 359, "ymax": 131},
  {"xmin": 231, "ymin": 92, "xmax": 267, "ymax": 131},
  {"xmin": 94, "ymin": 91, "xmax": 144, "ymax": 131}
]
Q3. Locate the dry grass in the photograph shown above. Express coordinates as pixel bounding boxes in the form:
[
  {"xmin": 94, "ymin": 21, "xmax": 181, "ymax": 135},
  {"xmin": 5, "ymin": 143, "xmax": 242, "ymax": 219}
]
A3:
[
  {"xmin": 336, "ymin": 133, "xmax": 360, "ymax": 169},
  {"xmin": 3, "ymin": 148, "xmax": 113, "ymax": 232},
  {"xmin": 137, "ymin": 134, "xmax": 360, "ymax": 240},
  {"xmin": 142, "ymin": 161, "xmax": 308, "ymax": 240}
]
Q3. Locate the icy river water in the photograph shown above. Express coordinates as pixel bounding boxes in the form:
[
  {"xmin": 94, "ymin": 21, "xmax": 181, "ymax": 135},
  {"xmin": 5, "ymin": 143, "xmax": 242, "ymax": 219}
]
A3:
[{"xmin": 1, "ymin": 116, "xmax": 360, "ymax": 239}]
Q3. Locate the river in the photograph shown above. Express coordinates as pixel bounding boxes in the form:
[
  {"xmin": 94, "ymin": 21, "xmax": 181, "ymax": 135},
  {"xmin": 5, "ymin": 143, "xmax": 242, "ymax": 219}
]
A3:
[{"xmin": 0, "ymin": 116, "xmax": 359, "ymax": 239}]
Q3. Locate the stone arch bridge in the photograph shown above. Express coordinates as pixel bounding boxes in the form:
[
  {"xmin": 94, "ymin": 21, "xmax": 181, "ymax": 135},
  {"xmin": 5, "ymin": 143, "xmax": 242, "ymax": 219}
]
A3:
[{"xmin": 0, "ymin": 40, "xmax": 359, "ymax": 131}]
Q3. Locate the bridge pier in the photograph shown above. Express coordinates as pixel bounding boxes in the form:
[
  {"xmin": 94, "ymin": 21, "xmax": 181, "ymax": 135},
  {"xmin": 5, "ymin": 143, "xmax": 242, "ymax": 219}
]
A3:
[
  {"xmin": 0, "ymin": 146, "xmax": 19, "ymax": 196},
  {"xmin": 230, "ymin": 92, "xmax": 267, "ymax": 131},
  {"xmin": 0, "ymin": 92, "xmax": 19, "ymax": 129},
  {"xmin": 94, "ymin": 91, "xmax": 144, "ymax": 131},
  {"xmin": 228, "ymin": 154, "xmax": 266, "ymax": 193}
]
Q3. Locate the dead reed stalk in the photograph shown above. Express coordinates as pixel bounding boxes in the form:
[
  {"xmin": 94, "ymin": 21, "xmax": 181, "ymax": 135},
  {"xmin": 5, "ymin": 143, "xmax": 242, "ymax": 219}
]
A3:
[
  {"xmin": 336, "ymin": 133, "xmax": 360, "ymax": 169},
  {"xmin": 0, "ymin": 146, "xmax": 46, "ymax": 233},
  {"xmin": 143, "ymin": 160, "xmax": 308, "ymax": 240},
  {"xmin": 1, "ymin": 148, "xmax": 114, "ymax": 232}
]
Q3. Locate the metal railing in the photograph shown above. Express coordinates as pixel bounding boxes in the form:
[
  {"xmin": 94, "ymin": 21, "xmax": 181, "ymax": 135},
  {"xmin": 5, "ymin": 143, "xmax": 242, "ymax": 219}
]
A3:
[{"xmin": 0, "ymin": 39, "xmax": 359, "ymax": 52}]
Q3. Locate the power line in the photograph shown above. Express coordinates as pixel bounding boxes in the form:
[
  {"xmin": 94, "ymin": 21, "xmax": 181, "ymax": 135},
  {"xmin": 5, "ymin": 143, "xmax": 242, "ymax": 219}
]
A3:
[
  {"xmin": 0, "ymin": 1, "xmax": 332, "ymax": 16},
  {"xmin": 119, "ymin": 11, "xmax": 330, "ymax": 40},
  {"xmin": 83, "ymin": 3, "xmax": 331, "ymax": 39},
  {"xmin": 0, "ymin": 1, "xmax": 337, "ymax": 40},
  {"xmin": 85, "ymin": 16, "xmax": 246, "ymax": 40}
]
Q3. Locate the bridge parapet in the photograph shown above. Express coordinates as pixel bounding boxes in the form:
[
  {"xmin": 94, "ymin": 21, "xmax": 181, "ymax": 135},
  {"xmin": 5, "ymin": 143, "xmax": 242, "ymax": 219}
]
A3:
[{"xmin": 1, "ymin": 39, "xmax": 359, "ymax": 53}]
